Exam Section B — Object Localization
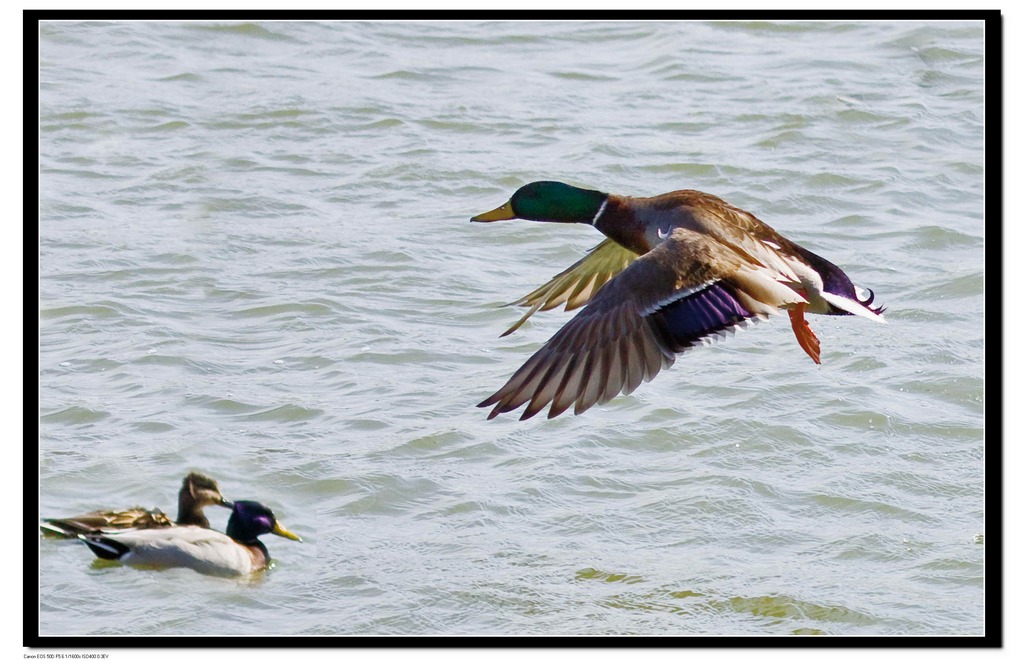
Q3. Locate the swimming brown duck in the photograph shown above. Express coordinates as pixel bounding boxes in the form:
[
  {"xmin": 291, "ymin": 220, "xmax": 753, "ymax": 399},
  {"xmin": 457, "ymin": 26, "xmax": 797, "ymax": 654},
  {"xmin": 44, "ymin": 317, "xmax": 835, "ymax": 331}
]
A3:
[
  {"xmin": 40, "ymin": 472, "xmax": 232, "ymax": 537},
  {"xmin": 472, "ymin": 181, "xmax": 886, "ymax": 420}
]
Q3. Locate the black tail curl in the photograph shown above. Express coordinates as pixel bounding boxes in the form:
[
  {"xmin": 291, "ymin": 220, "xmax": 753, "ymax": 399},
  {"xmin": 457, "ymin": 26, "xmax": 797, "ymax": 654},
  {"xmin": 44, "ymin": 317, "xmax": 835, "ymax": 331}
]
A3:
[{"xmin": 858, "ymin": 287, "xmax": 886, "ymax": 316}]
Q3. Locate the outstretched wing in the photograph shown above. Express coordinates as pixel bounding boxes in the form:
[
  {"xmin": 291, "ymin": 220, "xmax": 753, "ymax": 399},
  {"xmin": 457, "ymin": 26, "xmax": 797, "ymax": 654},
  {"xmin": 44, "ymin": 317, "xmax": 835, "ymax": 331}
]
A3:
[
  {"xmin": 501, "ymin": 238, "xmax": 639, "ymax": 336},
  {"xmin": 479, "ymin": 228, "xmax": 807, "ymax": 420}
]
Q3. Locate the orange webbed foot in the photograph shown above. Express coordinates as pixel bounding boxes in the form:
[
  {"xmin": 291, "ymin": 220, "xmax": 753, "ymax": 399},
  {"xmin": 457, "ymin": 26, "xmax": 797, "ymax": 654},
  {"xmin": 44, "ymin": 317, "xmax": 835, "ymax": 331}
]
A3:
[{"xmin": 788, "ymin": 304, "xmax": 821, "ymax": 365}]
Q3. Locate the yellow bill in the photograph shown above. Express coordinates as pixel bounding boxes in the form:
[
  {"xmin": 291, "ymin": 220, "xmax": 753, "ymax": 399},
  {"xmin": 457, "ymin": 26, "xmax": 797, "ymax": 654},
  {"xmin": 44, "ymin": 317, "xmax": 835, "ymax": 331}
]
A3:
[
  {"xmin": 272, "ymin": 521, "xmax": 303, "ymax": 542},
  {"xmin": 471, "ymin": 201, "xmax": 516, "ymax": 222}
]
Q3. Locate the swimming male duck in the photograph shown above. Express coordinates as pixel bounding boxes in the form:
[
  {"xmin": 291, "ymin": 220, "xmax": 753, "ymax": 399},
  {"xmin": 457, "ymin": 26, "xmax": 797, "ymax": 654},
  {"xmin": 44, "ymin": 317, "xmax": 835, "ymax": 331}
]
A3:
[
  {"xmin": 78, "ymin": 500, "xmax": 302, "ymax": 578},
  {"xmin": 472, "ymin": 181, "xmax": 885, "ymax": 420},
  {"xmin": 40, "ymin": 472, "xmax": 231, "ymax": 538}
]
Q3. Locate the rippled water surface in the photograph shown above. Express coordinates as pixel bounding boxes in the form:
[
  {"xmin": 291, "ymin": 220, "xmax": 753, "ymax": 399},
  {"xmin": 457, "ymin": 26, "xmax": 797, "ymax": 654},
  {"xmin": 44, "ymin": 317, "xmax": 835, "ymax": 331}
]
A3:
[{"xmin": 37, "ymin": 20, "xmax": 985, "ymax": 636}]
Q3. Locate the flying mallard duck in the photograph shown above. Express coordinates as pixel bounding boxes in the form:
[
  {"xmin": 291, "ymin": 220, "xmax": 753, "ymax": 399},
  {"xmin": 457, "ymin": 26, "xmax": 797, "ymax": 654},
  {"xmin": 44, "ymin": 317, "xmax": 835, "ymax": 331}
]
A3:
[
  {"xmin": 472, "ymin": 181, "xmax": 885, "ymax": 420},
  {"xmin": 40, "ymin": 472, "xmax": 231, "ymax": 538},
  {"xmin": 78, "ymin": 500, "xmax": 302, "ymax": 578}
]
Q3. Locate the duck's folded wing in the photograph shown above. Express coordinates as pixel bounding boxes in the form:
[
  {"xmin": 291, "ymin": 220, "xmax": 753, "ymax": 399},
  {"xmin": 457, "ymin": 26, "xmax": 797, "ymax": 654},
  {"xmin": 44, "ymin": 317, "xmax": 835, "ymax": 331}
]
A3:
[
  {"xmin": 479, "ymin": 228, "xmax": 807, "ymax": 420},
  {"xmin": 501, "ymin": 238, "xmax": 638, "ymax": 336},
  {"xmin": 41, "ymin": 507, "xmax": 172, "ymax": 537}
]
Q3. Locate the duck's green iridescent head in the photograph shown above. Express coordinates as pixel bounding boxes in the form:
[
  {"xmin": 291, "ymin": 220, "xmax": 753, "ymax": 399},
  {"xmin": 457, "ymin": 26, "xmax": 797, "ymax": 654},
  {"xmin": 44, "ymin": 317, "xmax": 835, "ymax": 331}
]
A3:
[
  {"xmin": 226, "ymin": 501, "xmax": 302, "ymax": 544},
  {"xmin": 472, "ymin": 181, "xmax": 608, "ymax": 223}
]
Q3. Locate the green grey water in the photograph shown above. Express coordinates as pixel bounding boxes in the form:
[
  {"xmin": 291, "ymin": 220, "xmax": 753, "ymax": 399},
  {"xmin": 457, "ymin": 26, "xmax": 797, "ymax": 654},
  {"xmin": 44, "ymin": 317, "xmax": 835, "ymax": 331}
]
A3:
[{"xmin": 38, "ymin": 20, "xmax": 985, "ymax": 636}]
